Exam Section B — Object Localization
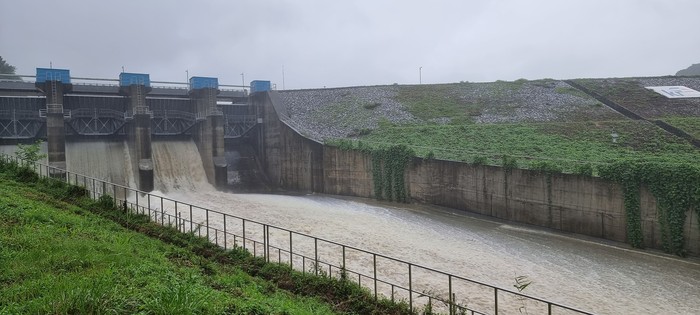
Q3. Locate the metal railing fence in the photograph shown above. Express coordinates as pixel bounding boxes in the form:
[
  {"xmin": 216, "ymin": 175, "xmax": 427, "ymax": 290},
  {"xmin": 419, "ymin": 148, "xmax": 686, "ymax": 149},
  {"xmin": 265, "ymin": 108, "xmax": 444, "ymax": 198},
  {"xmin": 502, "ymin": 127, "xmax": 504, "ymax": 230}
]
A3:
[{"xmin": 0, "ymin": 153, "xmax": 595, "ymax": 315}]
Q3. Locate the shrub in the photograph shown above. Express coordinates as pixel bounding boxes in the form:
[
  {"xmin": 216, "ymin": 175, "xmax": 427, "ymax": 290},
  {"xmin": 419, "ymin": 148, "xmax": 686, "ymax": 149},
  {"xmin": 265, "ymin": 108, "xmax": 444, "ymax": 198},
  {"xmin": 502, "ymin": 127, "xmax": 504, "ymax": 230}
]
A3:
[
  {"xmin": 472, "ymin": 156, "xmax": 488, "ymax": 166},
  {"xmin": 574, "ymin": 163, "xmax": 594, "ymax": 176},
  {"xmin": 362, "ymin": 102, "xmax": 381, "ymax": 110}
]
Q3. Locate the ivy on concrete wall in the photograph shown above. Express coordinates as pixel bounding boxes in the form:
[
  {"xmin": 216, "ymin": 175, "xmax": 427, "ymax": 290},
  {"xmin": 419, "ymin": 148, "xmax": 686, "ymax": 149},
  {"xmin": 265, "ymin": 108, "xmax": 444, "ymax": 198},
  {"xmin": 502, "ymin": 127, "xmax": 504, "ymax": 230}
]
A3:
[
  {"xmin": 600, "ymin": 160, "xmax": 700, "ymax": 256},
  {"xmin": 329, "ymin": 140, "xmax": 699, "ymax": 256},
  {"xmin": 369, "ymin": 145, "xmax": 414, "ymax": 202}
]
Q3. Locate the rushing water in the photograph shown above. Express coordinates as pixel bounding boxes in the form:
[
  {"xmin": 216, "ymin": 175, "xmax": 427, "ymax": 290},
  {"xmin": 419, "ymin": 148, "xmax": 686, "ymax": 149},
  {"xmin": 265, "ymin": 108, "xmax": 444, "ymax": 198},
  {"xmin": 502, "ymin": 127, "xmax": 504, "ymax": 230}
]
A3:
[{"xmin": 2, "ymin": 140, "xmax": 699, "ymax": 314}]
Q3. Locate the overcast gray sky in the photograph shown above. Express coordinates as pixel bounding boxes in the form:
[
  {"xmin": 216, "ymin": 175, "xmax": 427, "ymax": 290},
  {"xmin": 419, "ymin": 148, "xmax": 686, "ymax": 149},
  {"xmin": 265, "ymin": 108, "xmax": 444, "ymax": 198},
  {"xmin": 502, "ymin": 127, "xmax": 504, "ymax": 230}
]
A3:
[{"xmin": 1, "ymin": 0, "xmax": 698, "ymax": 89}]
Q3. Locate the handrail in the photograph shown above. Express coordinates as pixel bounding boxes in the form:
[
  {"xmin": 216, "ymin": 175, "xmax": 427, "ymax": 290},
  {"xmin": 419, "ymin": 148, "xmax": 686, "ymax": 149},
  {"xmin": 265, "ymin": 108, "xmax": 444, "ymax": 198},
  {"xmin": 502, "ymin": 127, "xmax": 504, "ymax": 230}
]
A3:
[
  {"xmin": 2, "ymin": 74, "xmax": 247, "ymax": 89},
  {"xmin": 70, "ymin": 108, "xmax": 126, "ymax": 120},
  {"xmin": 151, "ymin": 109, "xmax": 196, "ymax": 120},
  {"xmin": 0, "ymin": 153, "xmax": 596, "ymax": 315}
]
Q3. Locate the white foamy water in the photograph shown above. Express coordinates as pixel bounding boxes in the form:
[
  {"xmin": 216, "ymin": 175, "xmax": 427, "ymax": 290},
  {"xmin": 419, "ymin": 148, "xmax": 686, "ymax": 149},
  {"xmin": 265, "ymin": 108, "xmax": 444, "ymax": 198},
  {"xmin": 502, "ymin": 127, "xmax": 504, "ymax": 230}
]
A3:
[
  {"xmin": 65, "ymin": 139, "xmax": 135, "ymax": 188},
  {"xmin": 2, "ymin": 140, "xmax": 134, "ymax": 189},
  {"xmin": 4, "ymin": 140, "xmax": 699, "ymax": 314},
  {"xmin": 152, "ymin": 139, "xmax": 213, "ymax": 193}
]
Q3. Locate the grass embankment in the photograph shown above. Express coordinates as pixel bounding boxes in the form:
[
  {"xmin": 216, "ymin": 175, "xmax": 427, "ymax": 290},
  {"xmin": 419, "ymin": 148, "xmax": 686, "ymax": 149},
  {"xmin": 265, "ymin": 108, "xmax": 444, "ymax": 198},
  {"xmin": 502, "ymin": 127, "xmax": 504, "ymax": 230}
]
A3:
[
  {"xmin": 346, "ymin": 120, "xmax": 699, "ymax": 173},
  {"xmin": 325, "ymin": 80, "xmax": 700, "ymax": 172},
  {"xmin": 0, "ymin": 163, "xmax": 411, "ymax": 314},
  {"xmin": 662, "ymin": 117, "xmax": 700, "ymax": 139}
]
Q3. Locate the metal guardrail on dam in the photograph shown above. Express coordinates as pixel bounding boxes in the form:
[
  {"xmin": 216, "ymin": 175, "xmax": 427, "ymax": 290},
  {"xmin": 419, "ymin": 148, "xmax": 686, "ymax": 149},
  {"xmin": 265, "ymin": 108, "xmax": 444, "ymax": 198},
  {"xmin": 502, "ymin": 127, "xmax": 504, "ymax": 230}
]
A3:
[
  {"xmin": 0, "ymin": 154, "xmax": 595, "ymax": 315},
  {"xmin": 0, "ymin": 76, "xmax": 248, "ymax": 99}
]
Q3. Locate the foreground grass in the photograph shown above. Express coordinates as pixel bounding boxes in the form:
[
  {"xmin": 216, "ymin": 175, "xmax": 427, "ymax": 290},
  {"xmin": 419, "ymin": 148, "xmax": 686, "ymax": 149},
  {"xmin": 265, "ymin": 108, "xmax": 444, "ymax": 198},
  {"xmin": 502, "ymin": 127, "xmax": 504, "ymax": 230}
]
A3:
[
  {"xmin": 0, "ymin": 164, "xmax": 411, "ymax": 314},
  {"xmin": 0, "ymin": 174, "xmax": 337, "ymax": 314}
]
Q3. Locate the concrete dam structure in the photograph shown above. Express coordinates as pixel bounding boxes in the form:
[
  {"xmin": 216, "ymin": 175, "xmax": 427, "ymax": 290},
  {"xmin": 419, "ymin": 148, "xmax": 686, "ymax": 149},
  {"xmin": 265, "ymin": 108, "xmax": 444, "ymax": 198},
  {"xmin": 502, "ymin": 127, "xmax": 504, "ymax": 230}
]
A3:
[
  {"xmin": 250, "ymin": 90, "xmax": 700, "ymax": 257},
  {"xmin": 2, "ymin": 71, "xmax": 700, "ymax": 313},
  {"xmin": 2, "ymin": 70, "xmax": 699, "ymax": 256},
  {"xmin": 0, "ymin": 68, "xmax": 264, "ymax": 191}
]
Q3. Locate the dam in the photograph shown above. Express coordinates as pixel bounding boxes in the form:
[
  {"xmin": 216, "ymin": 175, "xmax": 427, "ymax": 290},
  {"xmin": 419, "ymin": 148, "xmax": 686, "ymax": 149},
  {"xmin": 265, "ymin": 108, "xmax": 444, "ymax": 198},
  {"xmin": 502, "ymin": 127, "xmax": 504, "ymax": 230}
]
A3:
[
  {"xmin": 0, "ymin": 68, "xmax": 260, "ymax": 191},
  {"xmin": 2, "ymin": 70, "xmax": 700, "ymax": 314}
]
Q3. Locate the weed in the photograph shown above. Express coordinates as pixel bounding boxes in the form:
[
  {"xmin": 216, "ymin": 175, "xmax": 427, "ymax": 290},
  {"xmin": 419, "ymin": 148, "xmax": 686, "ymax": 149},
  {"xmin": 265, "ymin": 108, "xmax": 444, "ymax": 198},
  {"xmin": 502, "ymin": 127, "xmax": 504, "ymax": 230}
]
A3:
[{"xmin": 363, "ymin": 102, "xmax": 382, "ymax": 110}]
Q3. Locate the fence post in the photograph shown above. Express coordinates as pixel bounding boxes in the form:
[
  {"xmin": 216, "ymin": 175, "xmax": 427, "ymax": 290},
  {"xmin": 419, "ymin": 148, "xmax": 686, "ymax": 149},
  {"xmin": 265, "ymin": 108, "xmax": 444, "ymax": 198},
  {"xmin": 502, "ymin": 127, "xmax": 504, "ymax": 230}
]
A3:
[
  {"xmin": 262, "ymin": 224, "xmax": 267, "ymax": 260},
  {"xmin": 189, "ymin": 205, "xmax": 193, "ymax": 233},
  {"xmin": 206, "ymin": 209, "xmax": 210, "ymax": 240},
  {"xmin": 409, "ymin": 263, "xmax": 413, "ymax": 313},
  {"xmin": 160, "ymin": 197, "xmax": 164, "ymax": 226},
  {"xmin": 314, "ymin": 238, "xmax": 318, "ymax": 276},
  {"xmin": 242, "ymin": 219, "xmax": 246, "ymax": 251},
  {"xmin": 373, "ymin": 253, "xmax": 377, "ymax": 300},
  {"xmin": 223, "ymin": 214, "xmax": 227, "ymax": 250},
  {"xmin": 449, "ymin": 275, "xmax": 454, "ymax": 315},
  {"xmin": 266, "ymin": 225, "xmax": 270, "ymax": 263},
  {"xmin": 494, "ymin": 287, "xmax": 498, "ymax": 315},
  {"xmin": 289, "ymin": 231, "xmax": 293, "ymax": 268}
]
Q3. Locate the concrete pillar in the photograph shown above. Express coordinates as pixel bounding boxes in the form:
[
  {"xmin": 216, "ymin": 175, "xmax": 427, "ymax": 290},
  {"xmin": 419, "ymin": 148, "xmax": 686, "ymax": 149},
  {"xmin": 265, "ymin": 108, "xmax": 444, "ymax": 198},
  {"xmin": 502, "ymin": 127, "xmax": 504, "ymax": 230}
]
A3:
[
  {"xmin": 120, "ymin": 73, "xmax": 153, "ymax": 192},
  {"xmin": 35, "ymin": 68, "xmax": 71, "ymax": 175},
  {"xmin": 190, "ymin": 76, "xmax": 227, "ymax": 187}
]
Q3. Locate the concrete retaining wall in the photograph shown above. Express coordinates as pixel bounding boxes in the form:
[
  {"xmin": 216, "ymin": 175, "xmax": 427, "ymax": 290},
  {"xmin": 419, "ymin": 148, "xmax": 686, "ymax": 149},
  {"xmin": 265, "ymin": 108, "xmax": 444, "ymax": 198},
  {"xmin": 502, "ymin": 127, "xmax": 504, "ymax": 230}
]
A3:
[{"xmin": 257, "ymin": 91, "xmax": 700, "ymax": 256}]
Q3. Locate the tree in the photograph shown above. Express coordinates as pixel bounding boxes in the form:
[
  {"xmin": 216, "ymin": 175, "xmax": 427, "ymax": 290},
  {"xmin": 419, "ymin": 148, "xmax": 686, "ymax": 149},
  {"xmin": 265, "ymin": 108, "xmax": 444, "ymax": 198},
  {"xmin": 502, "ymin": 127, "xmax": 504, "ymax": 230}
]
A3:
[
  {"xmin": 0, "ymin": 56, "xmax": 22, "ymax": 81},
  {"xmin": 16, "ymin": 140, "xmax": 47, "ymax": 164}
]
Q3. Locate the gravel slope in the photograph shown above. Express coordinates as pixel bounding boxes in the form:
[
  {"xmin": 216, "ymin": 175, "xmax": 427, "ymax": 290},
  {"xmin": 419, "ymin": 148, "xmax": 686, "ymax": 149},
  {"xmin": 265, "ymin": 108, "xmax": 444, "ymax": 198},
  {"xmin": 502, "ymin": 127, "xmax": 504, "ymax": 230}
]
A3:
[{"xmin": 278, "ymin": 79, "xmax": 631, "ymax": 141}]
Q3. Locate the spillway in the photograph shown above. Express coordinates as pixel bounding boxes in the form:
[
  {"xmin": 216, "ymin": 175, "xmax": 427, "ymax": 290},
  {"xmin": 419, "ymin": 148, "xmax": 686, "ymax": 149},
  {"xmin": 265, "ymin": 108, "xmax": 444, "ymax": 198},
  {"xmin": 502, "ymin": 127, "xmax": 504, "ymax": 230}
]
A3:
[
  {"xmin": 2, "ymin": 139, "xmax": 699, "ymax": 314},
  {"xmin": 1, "ymin": 140, "xmax": 133, "ymax": 188}
]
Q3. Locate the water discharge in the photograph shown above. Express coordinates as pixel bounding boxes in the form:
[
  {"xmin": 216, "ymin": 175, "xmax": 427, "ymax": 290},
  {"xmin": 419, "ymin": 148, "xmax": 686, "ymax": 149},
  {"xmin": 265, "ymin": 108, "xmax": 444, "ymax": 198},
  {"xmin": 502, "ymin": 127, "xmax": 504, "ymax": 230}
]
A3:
[{"xmin": 2, "ymin": 139, "xmax": 699, "ymax": 314}]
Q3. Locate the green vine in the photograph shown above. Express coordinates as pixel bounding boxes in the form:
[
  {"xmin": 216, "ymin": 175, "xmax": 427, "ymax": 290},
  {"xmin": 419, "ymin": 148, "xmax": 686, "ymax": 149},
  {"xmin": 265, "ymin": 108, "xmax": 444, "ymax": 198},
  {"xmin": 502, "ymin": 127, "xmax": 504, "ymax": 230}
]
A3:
[
  {"xmin": 600, "ymin": 160, "xmax": 700, "ymax": 255},
  {"xmin": 371, "ymin": 149, "xmax": 385, "ymax": 200},
  {"xmin": 367, "ymin": 145, "xmax": 414, "ymax": 202},
  {"xmin": 599, "ymin": 160, "xmax": 643, "ymax": 248},
  {"xmin": 501, "ymin": 155, "xmax": 518, "ymax": 171}
]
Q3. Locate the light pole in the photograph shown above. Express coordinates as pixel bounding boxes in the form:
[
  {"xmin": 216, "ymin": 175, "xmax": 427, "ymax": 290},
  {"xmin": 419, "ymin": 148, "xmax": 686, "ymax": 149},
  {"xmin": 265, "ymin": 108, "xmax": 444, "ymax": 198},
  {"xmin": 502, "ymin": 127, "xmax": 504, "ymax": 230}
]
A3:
[
  {"xmin": 185, "ymin": 69, "xmax": 189, "ymax": 84},
  {"xmin": 241, "ymin": 73, "xmax": 245, "ymax": 88},
  {"xmin": 419, "ymin": 66, "xmax": 422, "ymax": 84}
]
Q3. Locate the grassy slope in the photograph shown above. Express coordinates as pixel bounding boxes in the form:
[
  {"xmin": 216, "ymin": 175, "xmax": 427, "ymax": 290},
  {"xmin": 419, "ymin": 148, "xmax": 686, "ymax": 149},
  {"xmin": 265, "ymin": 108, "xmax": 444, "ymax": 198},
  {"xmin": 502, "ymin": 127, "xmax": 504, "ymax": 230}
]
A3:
[
  {"xmin": 355, "ymin": 120, "xmax": 699, "ymax": 171},
  {"xmin": 0, "ymin": 173, "xmax": 337, "ymax": 314},
  {"xmin": 328, "ymin": 79, "xmax": 699, "ymax": 170},
  {"xmin": 663, "ymin": 116, "xmax": 700, "ymax": 139}
]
